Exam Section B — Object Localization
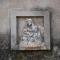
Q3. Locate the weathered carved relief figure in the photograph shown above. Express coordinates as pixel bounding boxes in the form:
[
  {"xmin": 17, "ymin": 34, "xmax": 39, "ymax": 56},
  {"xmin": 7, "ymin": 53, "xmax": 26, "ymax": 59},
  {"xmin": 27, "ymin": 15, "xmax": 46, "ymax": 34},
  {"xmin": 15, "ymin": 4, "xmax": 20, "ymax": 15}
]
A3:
[{"xmin": 19, "ymin": 18, "xmax": 47, "ymax": 50}]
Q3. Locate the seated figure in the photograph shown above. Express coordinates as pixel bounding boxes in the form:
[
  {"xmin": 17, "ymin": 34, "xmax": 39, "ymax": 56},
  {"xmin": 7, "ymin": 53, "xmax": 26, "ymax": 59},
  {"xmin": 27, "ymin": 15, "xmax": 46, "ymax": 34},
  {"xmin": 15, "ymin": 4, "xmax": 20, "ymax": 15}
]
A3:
[
  {"xmin": 22, "ymin": 18, "xmax": 43, "ymax": 43},
  {"xmin": 19, "ymin": 18, "xmax": 46, "ymax": 49}
]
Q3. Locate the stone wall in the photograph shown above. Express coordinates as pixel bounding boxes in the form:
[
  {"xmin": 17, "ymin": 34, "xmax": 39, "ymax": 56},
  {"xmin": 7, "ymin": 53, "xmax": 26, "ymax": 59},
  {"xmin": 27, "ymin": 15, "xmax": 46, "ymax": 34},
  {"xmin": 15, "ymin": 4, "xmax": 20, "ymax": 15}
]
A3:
[{"xmin": 0, "ymin": 0, "xmax": 60, "ymax": 60}]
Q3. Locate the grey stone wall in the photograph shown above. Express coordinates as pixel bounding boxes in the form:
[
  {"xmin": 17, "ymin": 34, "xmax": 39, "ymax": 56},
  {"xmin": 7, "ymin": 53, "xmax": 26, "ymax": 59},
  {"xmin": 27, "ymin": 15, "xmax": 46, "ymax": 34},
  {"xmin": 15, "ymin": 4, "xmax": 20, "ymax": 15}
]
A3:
[{"xmin": 0, "ymin": 0, "xmax": 60, "ymax": 60}]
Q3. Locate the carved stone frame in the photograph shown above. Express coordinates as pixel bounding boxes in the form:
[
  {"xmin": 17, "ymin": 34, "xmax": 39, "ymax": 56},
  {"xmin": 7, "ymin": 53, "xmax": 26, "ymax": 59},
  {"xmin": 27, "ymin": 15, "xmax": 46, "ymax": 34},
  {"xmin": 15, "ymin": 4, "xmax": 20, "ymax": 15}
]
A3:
[{"xmin": 10, "ymin": 9, "xmax": 50, "ymax": 50}]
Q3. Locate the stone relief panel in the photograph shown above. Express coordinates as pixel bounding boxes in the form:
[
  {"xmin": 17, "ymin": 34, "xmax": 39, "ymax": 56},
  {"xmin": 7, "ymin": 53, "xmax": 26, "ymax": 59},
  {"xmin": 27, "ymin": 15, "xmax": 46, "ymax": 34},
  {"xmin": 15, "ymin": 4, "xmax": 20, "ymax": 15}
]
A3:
[
  {"xmin": 17, "ymin": 17, "xmax": 47, "ymax": 50},
  {"xmin": 10, "ymin": 10, "xmax": 50, "ymax": 50}
]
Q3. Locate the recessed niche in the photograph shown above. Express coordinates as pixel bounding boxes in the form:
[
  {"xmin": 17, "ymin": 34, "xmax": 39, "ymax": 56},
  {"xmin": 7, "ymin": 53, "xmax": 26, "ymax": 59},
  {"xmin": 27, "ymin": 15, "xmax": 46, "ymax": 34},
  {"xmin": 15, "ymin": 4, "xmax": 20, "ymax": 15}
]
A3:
[{"xmin": 17, "ymin": 16, "xmax": 44, "ymax": 50}]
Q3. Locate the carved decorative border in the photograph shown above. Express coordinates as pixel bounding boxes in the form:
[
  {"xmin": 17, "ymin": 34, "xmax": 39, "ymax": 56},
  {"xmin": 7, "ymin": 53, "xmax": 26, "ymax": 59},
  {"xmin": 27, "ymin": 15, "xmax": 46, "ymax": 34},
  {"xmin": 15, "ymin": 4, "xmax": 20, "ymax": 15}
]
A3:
[{"xmin": 9, "ymin": 9, "xmax": 50, "ymax": 50}]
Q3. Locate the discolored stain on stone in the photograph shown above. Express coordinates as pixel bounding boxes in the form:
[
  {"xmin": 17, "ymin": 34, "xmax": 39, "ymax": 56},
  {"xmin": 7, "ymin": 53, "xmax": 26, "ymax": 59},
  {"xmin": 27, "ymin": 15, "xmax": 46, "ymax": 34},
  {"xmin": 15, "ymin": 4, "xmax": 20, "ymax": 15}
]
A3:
[{"xmin": 0, "ymin": 33, "xmax": 10, "ymax": 49}]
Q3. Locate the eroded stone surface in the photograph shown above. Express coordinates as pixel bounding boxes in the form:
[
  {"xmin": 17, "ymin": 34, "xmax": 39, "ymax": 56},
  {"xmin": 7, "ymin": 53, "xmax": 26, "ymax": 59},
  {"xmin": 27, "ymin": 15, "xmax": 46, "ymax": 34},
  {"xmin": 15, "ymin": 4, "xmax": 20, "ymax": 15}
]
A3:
[{"xmin": 19, "ymin": 18, "xmax": 47, "ymax": 50}]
